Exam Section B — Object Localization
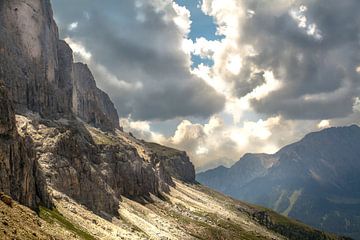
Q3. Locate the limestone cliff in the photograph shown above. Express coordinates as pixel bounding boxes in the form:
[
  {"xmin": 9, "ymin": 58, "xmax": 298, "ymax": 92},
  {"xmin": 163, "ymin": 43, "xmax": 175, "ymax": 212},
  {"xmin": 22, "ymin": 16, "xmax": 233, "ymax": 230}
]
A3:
[
  {"xmin": 0, "ymin": 81, "xmax": 50, "ymax": 210},
  {"xmin": 72, "ymin": 62, "xmax": 119, "ymax": 131},
  {"xmin": 144, "ymin": 142, "xmax": 196, "ymax": 183},
  {"xmin": 0, "ymin": 0, "xmax": 72, "ymax": 119},
  {"xmin": 12, "ymin": 114, "xmax": 196, "ymax": 216},
  {"xmin": 0, "ymin": 0, "xmax": 196, "ymax": 218},
  {"xmin": 0, "ymin": 0, "xmax": 119, "ymax": 131}
]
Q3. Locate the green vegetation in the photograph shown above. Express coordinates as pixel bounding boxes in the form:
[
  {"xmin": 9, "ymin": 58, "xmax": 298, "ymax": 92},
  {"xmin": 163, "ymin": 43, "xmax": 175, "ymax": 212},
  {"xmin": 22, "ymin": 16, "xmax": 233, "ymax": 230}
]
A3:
[{"xmin": 39, "ymin": 206, "xmax": 96, "ymax": 240}]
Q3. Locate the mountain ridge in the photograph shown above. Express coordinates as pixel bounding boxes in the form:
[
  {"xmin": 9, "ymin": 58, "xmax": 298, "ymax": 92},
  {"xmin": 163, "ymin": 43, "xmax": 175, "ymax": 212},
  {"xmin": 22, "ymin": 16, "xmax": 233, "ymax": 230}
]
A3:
[
  {"xmin": 0, "ymin": 0, "xmax": 195, "ymax": 216},
  {"xmin": 197, "ymin": 125, "xmax": 360, "ymax": 239}
]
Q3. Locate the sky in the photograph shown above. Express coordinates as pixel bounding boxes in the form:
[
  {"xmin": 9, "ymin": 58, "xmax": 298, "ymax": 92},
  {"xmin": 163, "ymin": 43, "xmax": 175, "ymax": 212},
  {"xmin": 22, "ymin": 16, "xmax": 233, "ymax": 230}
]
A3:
[{"xmin": 51, "ymin": 0, "xmax": 360, "ymax": 172}]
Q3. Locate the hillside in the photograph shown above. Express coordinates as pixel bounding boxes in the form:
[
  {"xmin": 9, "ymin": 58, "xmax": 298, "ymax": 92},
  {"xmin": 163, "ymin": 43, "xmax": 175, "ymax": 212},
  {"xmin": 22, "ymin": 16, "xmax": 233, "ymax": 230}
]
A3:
[
  {"xmin": 197, "ymin": 125, "xmax": 360, "ymax": 239},
  {"xmin": 1, "ymin": 180, "xmax": 351, "ymax": 240}
]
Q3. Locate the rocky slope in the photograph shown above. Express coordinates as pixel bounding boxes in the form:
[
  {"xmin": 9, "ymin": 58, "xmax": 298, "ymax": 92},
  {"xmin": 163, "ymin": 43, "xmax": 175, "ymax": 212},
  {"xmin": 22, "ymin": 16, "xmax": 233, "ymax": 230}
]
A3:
[
  {"xmin": 197, "ymin": 125, "xmax": 360, "ymax": 239},
  {"xmin": 13, "ymin": 113, "xmax": 195, "ymax": 216},
  {"xmin": 0, "ymin": 197, "xmax": 80, "ymax": 240},
  {"xmin": 1, "ymin": 180, "xmax": 351, "ymax": 240}
]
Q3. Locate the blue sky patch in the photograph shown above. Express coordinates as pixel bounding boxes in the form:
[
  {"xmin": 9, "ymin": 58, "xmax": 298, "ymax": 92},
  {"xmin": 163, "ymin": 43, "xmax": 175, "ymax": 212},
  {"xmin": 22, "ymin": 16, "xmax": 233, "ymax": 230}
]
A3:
[{"xmin": 176, "ymin": 0, "xmax": 223, "ymax": 68}]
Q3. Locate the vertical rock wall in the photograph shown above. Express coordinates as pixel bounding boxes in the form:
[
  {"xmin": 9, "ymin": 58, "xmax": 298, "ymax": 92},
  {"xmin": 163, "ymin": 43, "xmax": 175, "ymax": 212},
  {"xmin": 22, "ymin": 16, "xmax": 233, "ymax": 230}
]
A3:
[
  {"xmin": 72, "ymin": 63, "xmax": 119, "ymax": 131},
  {"xmin": 0, "ymin": 0, "xmax": 119, "ymax": 130},
  {"xmin": 0, "ymin": 81, "xmax": 51, "ymax": 209}
]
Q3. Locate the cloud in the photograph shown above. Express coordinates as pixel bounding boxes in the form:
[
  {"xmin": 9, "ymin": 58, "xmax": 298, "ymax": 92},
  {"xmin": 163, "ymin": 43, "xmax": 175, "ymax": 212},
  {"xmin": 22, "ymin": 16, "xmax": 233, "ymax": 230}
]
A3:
[
  {"xmin": 64, "ymin": 37, "xmax": 91, "ymax": 60},
  {"xmin": 51, "ymin": 0, "xmax": 225, "ymax": 121},
  {"xmin": 67, "ymin": 22, "xmax": 78, "ymax": 31},
  {"xmin": 317, "ymin": 120, "xmax": 330, "ymax": 129},
  {"xmin": 51, "ymin": 0, "xmax": 360, "ymax": 171},
  {"xmin": 122, "ymin": 114, "xmax": 324, "ymax": 171},
  {"xmin": 198, "ymin": 0, "xmax": 360, "ymax": 120}
]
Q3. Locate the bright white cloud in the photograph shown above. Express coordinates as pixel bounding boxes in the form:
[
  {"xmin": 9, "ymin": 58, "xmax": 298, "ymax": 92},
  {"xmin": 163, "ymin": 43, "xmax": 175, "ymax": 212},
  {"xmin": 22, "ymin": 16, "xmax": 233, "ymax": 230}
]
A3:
[
  {"xmin": 120, "ymin": 115, "xmax": 305, "ymax": 171},
  {"xmin": 64, "ymin": 37, "xmax": 91, "ymax": 60},
  {"xmin": 226, "ymin": 54, "xmax": 242, "ymax": 75},
  {"xmin": 172, "ymin": 2, "xmax": 191, "ymax": 34},
  {"xmin": 120, "ymin": 117, "xmax": 166, "ymax": 143},
  {"xmin": 317, "ymin": 120, "xmax": 331, "ymax": 129},
  {"xmin": 112, "ymin": 1, "xmax": 359, "ymax": 172},
  {"xmin": 55, "ymin": 0, "xmax": 360, "ymax": 172},
  {"xmin": 353, "ymin": 98, "xmax": 360, "ymax": 113},
  {"xmin": 290, "ymin": 5, "xmax": 322, "ymax": 40},
  {"xmin": 67, "ymin": 21, "xmax": 78, "ymax": 31}
]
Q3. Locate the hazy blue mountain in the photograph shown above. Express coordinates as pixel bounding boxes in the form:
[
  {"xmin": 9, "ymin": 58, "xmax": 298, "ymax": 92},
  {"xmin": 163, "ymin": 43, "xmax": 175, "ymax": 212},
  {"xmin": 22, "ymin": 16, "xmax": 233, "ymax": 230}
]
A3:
[{"xmin": 197, "ymin": 125, "xmax": 360, "ymax": 239}]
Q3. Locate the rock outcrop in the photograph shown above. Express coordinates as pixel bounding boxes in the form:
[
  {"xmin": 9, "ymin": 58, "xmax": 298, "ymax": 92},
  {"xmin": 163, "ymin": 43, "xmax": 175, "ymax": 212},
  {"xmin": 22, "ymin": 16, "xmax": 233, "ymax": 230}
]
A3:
[
  {"xmin": 0, "ymin": 0, "xmax": 119, "ymax": 131},
  {"xmin": 144, "ymin": 142, "xmax": 196, "ymax": 183},
  {"xmin": 0, "ymin": 0, "xmax": 72, "ymax": 119},
  {"xmin": 0, "ymin": 0, "xmax": 196, "ymax": 218},
  {"xmin": 0, "ymin": 81, "xmax": 50, "ymax": 210},
  {"xmin": 14, "ymin": 115, "xmax": 194, "ymax": 216},
  {"xmin": 72, "ymin": 63, "xmax": 119, "ymax": 131}
]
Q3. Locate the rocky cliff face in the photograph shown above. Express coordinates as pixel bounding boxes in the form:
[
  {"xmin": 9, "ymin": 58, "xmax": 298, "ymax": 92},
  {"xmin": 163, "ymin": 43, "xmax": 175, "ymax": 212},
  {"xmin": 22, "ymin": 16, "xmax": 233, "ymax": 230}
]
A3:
[
  {"xmin": 0, "ymin": 81, "xmax": 50, "ymax": 210},
  {"xmin": 0, "ymin": 0, "xmax": 119, "ymax": 131},
  {"xmin": 0, "ymin": 0, "xmax": 196, "ymax": 218},
  {"xmin": 143, "ymin": 142, "xmax": 196, "ymax": 183},
  {"xmin": 0, "ymin": 0, "xmax": 72, "ymax": 119},
  {"xmin": 72, "ymin": 63, "xmax": 119, "ymax": 131},
  {"xmin": 14, "ymin": 114, "xmax": 195, "ymax": 216}
]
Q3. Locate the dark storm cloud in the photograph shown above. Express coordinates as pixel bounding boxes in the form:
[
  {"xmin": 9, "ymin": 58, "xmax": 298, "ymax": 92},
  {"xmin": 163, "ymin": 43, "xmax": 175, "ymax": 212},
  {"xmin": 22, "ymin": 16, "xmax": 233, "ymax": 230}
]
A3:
[
  {"xmin": 238, "ymin": 0, "xmax": 360, "ymax": 120},
  {"xmin": 51, "ymin": 0, "xmax": 225, "ymax": 120}
]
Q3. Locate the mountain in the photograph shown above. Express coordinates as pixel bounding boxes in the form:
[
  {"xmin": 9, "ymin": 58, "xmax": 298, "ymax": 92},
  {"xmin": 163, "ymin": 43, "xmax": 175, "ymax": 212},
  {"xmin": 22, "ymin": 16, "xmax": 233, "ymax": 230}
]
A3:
[
  {"xmin": 197, "ymin": 125, "xmax": 360, "ymax": 239},
  {"xmin": 0, "ymin": 0, "xmax": 352, "ymax": 239}
]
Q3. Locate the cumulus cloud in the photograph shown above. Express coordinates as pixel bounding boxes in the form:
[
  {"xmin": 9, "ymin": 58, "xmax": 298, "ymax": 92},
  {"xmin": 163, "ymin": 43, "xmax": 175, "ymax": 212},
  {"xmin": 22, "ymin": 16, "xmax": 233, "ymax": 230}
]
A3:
[
  {"xmin": 51, "ymin": 0, "xmax": 360, "ymax": 171},
  {"xmin": 122, "ymin": 115, "xmax": 328, "ymax": 171},
  {"xmin": 196, "ymin": 0, "xmax": 360, "ymax": 120},
  {"xmin": 51, "ymin": 0, "xmax": 225, "ymax": 121}
]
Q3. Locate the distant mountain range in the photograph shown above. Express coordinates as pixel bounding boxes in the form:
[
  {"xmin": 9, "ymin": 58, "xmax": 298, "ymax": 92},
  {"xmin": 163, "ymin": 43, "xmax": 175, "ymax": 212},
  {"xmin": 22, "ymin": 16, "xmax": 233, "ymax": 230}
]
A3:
[{"xmin": 197, "ymin": 125, "xmax": 360, "ymax": 239}]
